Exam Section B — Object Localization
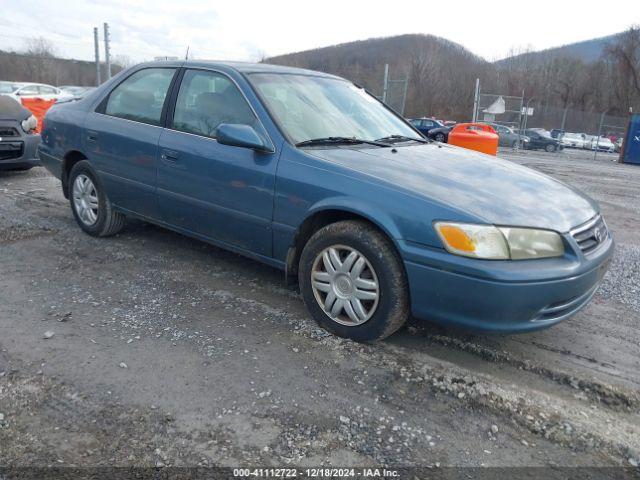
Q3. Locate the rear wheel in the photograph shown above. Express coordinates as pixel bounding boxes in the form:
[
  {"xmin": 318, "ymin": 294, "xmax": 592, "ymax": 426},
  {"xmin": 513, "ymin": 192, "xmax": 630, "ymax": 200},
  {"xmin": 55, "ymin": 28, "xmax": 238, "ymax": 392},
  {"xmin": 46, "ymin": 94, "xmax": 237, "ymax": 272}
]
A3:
[
  {"xmin": 299, "ymin": 220, "xmax": 409, "ymax": 342},
  {"xmin": 545, "ymin": 144, "xmax": 557, "ymax": 153},
  {"xmin": 68, "ymin": 160, "xmax": 125, "ymax": 237},
  {"xmin": 435, "ymin": 132, "xmax": 446, "ymax": 143}
]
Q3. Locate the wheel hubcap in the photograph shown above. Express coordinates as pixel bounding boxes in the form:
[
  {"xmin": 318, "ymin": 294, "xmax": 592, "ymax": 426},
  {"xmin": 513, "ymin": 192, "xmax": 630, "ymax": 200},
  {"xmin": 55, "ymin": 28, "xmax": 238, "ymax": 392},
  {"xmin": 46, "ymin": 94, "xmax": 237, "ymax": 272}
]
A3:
[
  {"xmin": 310, "ymin": 245, "xmax": 380, "ymax": 326},
  {"xmin": 72, "ymin": 174, "xmax": 99, "ymax": 226}
]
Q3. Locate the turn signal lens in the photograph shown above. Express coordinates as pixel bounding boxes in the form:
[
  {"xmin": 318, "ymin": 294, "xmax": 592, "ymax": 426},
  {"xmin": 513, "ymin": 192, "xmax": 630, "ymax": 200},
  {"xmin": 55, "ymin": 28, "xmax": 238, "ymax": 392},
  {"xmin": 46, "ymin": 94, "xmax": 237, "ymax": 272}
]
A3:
[
  {"xmin": 437, "ymin": 225, "xmax": 476, "ymax": 252},
  {"xmin": 434, "ymin": 222, "xmax": 509, "ymax": 259}
]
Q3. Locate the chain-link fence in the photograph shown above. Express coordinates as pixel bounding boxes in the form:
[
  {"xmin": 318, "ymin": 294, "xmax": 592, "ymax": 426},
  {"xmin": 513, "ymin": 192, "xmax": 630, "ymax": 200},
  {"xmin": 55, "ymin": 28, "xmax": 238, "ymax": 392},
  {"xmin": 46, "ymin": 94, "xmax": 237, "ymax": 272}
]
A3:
[
  {"xmin": 473, "ymin": 92, "xmax": 524, "ymax": 131},
  {"xmin": 470, "ymin": 80, "xmax": 629, "ymax": 156},
  {"xmin": 383, "ymin": 78, "xmax": 408, "ymax": 115},
  {"xmin": 523, "ymin": 105, "xmax": 627, "ymax": 139}
]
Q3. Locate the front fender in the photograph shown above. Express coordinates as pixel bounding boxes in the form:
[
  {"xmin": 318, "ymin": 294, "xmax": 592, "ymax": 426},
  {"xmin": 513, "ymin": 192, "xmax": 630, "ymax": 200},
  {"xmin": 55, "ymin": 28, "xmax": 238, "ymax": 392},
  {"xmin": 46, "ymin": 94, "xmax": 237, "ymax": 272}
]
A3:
[{"xmin": 307, "ymin": 196, "xmax": 403, "ymax": 241}]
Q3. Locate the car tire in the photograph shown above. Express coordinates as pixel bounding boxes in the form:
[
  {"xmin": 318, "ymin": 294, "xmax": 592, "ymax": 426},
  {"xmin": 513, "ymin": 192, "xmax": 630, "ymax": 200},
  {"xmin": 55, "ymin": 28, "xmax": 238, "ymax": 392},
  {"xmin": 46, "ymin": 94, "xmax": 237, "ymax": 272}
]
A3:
[
  {"xmin": 545, "ymin": 144, "xmax": 557, "ymax": 153},
  {"xmin": 511, "ymin": 140, "xmax": 518, "ymax": 148},
  {"xmin": 298, "ymin": 220, "xmax": 409, "ymax": 342},
  {"xmin": 68, "ymin": 160, "xmax": 125, "ymax": 237},
  {"xmin": 435, "ymin": 132, "xmax": 446, "ymax": 143}
]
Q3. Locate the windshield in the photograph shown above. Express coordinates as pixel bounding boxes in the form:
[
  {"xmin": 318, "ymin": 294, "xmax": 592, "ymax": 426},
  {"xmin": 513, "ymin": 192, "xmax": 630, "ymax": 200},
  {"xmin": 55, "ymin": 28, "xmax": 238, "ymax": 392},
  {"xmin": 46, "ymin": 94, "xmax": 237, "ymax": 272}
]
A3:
[{"xmin": 249, "ymin": 73, "xmax": 421, "ymax": 145}]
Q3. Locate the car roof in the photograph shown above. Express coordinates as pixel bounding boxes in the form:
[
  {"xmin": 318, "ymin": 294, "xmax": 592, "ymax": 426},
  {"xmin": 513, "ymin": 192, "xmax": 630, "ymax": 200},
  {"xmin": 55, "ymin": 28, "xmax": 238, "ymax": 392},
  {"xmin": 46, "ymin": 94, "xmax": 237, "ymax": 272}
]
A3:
[
  {"xmin": 137, "ymin": 60, "xmax": 344, "ymax": 80},
  {"xmin": 16, "ymin": 82, "xmax": 57, "ymax": 88}
]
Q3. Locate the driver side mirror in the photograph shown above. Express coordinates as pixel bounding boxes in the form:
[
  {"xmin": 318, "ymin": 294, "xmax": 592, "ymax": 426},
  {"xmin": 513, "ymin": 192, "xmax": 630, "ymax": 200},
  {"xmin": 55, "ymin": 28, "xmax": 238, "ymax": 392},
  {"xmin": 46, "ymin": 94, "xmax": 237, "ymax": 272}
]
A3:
[{"xmin": 217, "ymin": 124, "xmax": 272, "ymax": 152}]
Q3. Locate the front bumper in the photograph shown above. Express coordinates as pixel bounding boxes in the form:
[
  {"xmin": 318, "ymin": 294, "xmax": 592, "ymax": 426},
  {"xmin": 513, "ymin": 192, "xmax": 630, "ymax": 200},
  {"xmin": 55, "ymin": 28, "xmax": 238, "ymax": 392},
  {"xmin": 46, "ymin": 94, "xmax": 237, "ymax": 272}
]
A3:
[
  {"xmin": 0, "ymin": 131, "xmax": 41, "ymax": 170},
  {"xmin": 402, "ymin": 233, "xmax": 614, "ymax": 333}
]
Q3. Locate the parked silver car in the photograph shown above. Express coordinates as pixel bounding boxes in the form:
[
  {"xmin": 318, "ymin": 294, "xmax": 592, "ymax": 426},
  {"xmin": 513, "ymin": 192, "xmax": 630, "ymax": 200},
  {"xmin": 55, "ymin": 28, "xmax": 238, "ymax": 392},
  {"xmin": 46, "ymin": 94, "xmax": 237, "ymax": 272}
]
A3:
[
  {"xmin": 486, "ymin": 123, "xmax": 530, "ymax": 148},
  {"xmin": 0, "ymin": 81, "xmax": 73, "ymax": 103},
  {"xmin": 560, "ymin": 132, "xmax": 587, "ymax": 149}
]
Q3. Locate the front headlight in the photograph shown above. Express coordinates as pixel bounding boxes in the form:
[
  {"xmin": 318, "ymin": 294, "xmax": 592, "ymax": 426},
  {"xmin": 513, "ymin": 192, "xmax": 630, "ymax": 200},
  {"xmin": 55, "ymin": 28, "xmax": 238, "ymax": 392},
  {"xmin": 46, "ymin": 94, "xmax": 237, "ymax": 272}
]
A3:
[
  {"xmin": 434, "ymin": 222, "xmax": 564, "ymax": 260},
  {"xmin": 21, "ymin": 115, "xmax": 38, "ymax": 133},
  {"xmin": 499, "ymin": 227, "xmax": 564, "ymax": 259}
]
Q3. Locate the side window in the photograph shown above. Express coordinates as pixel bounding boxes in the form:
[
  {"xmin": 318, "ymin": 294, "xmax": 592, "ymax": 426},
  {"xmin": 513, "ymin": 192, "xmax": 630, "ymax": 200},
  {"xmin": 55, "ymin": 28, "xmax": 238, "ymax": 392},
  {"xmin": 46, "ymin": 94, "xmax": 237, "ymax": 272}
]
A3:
[
  {"xmin": 18, "ymin": 85, "xmax": 39, "ymax": 95},
  {"xmin": 104, "ymin": 68, "xmax": 175, "ymax": 126},
  {"xmin": 172, "ymin": 69, "xmax": 258, "ymax": 139},
  {"xmin": 39, "ymin": 86, "xmax": 57, "ymax": 95}
]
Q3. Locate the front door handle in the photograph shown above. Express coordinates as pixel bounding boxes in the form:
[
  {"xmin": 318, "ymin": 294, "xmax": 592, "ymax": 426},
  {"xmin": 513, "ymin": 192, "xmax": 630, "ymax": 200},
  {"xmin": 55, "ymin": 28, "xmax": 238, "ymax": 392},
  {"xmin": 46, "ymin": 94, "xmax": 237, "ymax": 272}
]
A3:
[
  {"xmin": 160, "ymin": 149, "xmax": 179, "ymax": 164},
  {"xmin": 87, "ymin": 130, "xmax": 99, "ymax": 143}
]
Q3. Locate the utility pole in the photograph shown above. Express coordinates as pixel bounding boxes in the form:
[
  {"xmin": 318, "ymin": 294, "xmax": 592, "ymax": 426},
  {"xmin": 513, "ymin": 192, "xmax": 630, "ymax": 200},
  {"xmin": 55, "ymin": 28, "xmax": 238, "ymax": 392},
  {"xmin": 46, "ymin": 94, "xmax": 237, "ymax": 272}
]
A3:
[
  {"xmin": 471, "ymin": 78, "xmax": 480, "ymax": 122},
  {"xmin": 93, "ymin": 27, "xmax": 101, "ymax": 86},
  {"xmin": 382, "ymin": 64, "xmax": 389, "ymax": 104},
  {"xmin": 103, "ymin": 23, "xmax": 111, "ymax": 80},
  {"xmin": 185, "ymin": 46, "xmax": 190, "ymax": 60}
]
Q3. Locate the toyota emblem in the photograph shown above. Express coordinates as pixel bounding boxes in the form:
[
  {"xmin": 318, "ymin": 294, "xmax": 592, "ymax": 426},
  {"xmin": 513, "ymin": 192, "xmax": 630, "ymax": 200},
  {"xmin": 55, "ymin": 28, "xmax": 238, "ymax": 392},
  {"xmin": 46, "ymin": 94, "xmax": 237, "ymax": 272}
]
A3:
[{"xmin": 595, "ymin": 227, "xmax": 604, "ymax": 243}]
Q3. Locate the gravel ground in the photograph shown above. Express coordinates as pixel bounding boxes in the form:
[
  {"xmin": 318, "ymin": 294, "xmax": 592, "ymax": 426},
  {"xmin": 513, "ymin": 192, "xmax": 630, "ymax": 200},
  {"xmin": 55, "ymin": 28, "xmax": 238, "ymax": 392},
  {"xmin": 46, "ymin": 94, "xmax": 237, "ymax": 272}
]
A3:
[{"xmin": 0, "ymin": 148, "xmax": 639, "ymax": 477}]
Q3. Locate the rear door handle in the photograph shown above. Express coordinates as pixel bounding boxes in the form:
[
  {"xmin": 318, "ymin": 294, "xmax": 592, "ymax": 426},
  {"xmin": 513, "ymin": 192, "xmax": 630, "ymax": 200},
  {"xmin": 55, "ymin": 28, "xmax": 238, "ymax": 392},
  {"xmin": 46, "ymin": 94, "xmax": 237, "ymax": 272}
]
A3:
[{"xmin": 87, "ymin": 130, "xmax": 99, "ymax": 143}]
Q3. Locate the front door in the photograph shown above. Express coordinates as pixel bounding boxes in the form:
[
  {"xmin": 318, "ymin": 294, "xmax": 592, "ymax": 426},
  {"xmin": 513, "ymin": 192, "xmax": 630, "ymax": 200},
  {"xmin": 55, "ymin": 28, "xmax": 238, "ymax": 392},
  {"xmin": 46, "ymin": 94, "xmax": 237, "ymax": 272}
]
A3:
[
  {"xmin": 157, "ymin": 68, "xmax": 278, "ymax": 257},
  {"xmin": 84, "ymin": 67, "xmax": 177, "ymax": 218}
]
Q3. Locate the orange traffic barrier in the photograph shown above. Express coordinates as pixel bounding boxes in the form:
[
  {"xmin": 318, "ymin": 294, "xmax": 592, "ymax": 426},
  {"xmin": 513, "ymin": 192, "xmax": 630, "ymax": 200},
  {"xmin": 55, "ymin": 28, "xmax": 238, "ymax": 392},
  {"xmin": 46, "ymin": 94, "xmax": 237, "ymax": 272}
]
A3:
[
  {"xmin": 448, "ymin": 123, "xmax": 499, "ymax": 156},
  {"xmin": 20, "ymin": 97, "xmax": 57, "ymax": 133}
]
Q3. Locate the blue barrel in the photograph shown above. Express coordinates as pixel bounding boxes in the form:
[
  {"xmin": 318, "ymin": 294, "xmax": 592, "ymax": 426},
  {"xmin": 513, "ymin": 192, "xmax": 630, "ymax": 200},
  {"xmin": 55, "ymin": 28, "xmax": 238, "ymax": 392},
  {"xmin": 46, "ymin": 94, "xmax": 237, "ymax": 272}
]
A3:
[{"xmin": 623, "ymin": 114, "xmax": 640, "ymax": 165}]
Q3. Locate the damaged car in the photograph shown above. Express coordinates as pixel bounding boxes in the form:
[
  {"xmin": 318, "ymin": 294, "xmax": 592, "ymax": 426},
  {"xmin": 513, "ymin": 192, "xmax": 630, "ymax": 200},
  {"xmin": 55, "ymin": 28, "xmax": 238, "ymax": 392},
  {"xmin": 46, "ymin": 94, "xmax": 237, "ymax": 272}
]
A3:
[
  {"xmin": 0, "ymin": 95, "xmax": 40, "ymax": 171},
  {"xmin": 38, "ymin": 61, "xmax": 613, "ymax": 340}
]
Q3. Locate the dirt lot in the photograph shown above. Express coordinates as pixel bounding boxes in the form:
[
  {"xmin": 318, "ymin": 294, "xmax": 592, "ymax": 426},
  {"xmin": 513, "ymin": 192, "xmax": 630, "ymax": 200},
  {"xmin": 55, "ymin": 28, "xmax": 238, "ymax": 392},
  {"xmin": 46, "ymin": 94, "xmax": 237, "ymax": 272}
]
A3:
[{"xmin": 0, "ymin": 147, "xmax": 639, "ymax": 475}]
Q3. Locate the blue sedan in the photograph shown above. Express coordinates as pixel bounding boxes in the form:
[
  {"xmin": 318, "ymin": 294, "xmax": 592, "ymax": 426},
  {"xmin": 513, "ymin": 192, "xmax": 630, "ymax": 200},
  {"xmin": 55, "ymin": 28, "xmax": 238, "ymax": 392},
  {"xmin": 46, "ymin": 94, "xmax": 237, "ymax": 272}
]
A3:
[{"xmin": 38, "ymin": 61, "xmax": 613, "ymax": 341}]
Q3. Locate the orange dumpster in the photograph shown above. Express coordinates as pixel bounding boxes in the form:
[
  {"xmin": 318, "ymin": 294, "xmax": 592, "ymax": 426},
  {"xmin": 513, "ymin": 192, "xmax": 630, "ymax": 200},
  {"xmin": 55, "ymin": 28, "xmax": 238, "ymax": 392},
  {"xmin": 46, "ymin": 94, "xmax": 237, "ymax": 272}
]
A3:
[
  {"xmin": 448, "ymin": 123, "xmax": 499, "ymax": 156},
  {"xmin": 20, "ymin": 97, "xmax": 57, "ymax": 134}
]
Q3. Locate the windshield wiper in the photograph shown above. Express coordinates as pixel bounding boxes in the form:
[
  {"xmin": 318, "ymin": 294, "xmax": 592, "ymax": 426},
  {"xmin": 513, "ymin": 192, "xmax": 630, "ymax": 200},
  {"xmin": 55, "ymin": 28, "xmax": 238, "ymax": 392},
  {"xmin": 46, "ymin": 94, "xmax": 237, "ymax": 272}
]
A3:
[
  {"xmin": 295, "ymin": 136, "xmax": 391, "ymax": 148},
  {"xmin": 375, "ymin": 134, "xmax": 430, "ymax": 144}
]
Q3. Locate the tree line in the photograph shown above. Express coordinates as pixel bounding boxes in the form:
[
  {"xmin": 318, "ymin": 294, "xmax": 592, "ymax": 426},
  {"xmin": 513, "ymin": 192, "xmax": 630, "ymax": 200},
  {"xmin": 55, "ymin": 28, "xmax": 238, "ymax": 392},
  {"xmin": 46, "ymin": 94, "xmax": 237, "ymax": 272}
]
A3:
[
  {"xmin": 267, "ymin": 27, "xmax": 640, "ymax": 131},
  {"xmin": 0, "ymin": 38, "xmax": 129, "ymax": 87},
  {"xmin": 1, "ymin": 30, "xmax": 638, "ymax": 133}
]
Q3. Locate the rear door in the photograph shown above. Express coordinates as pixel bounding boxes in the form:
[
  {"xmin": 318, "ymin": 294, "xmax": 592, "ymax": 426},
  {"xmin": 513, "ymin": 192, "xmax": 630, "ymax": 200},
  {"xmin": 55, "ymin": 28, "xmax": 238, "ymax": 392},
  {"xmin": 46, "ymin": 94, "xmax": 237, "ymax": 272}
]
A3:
[
  {"xmin": 84, "ymin": 67, "xmax": 177, "ymax": 219},
  {"xmin": 157, "ymin": 68, "xmax": 278, "ymax": 257}
]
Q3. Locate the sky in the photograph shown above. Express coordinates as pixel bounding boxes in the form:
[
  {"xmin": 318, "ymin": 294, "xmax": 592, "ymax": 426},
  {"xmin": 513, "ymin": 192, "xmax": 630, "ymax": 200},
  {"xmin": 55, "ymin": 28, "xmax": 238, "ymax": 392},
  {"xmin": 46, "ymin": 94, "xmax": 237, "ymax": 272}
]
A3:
[{"xmin": 0, "ymin": 0, "xmax": 637, "ymax": 63}]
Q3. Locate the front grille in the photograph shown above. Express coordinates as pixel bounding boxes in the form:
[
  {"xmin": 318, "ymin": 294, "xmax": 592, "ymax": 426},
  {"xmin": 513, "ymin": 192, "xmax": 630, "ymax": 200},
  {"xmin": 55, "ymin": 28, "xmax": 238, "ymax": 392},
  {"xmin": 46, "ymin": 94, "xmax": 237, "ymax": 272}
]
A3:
[
  {"xmin": 0, "ymin": 126, "xmax": 20, "ymax": 137},
  {"xmin": 571, "ymin": 215, "xmax": 608, "ymax": 254}
]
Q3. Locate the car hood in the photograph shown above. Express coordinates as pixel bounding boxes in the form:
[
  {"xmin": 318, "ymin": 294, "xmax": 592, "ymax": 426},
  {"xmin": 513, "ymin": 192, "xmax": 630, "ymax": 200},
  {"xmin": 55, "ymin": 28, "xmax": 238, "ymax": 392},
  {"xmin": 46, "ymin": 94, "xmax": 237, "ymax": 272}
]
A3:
[
  {"xmin": 308, "ymin": 143, "xmax": 598, "ymax": 233},
  {"xmin": 0, "ymin": 95, "xmax": 31, "ymax": 121}
]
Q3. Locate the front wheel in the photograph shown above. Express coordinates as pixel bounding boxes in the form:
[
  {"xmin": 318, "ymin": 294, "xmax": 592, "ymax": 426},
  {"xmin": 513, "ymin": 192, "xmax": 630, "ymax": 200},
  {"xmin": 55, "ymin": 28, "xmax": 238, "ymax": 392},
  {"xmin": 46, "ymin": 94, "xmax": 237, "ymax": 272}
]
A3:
[
  {"xmin": 298, "ymin": 220, "xmax": 409, "ymax": 342},
  {"xmin": 68, "ymin": 160, "xmax": 126, "ymax": 237},
  {"xmin": 435, "ymin": 132, "xmax": 446, "ymax": 143}
]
